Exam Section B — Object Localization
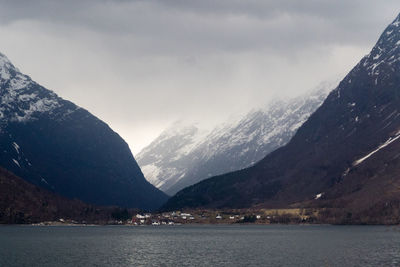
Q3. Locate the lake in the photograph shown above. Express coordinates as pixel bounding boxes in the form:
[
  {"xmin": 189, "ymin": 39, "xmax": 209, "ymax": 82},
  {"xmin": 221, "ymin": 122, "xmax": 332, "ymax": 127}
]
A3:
[{"xmin": 0, "ymin": 225, "xmax": 399, "ymax": 266}]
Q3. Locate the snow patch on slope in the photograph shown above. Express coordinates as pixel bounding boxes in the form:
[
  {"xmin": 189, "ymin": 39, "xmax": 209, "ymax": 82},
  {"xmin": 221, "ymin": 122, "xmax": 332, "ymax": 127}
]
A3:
[
  {"xmin": 12, "ymin": 158, "xmax": 20, "ymax": 168},
  {"xmin": 353, "ymin": 131, "xmax": 400, "ymax": 166},
  {"xmin": 12, "ymin": 142, "xmax": 20, "ymax": 154},
  {"xmin": 315, "ymin": 193, "xmax": 324, "ymax": 200},
  {"xmin": 141, "ymin": 164, "xmax": 162, "ymax": 186}
]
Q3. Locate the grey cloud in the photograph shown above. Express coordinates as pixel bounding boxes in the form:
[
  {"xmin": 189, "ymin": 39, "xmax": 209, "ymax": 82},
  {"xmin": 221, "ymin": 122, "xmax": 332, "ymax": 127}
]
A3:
[
  {"xmin": 0, "ymin": 0, "xmax": 399, "ymax": 152},
  {"xmin": 1, "ymin": 1, "xmax": 399, "ymax": 54}
]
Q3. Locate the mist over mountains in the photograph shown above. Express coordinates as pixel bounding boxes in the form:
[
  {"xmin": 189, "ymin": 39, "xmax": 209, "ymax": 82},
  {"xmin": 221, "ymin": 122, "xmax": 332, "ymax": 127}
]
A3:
[{"xmin": 138, "ymin": 83, "xmax": 334, "ymax": 195}]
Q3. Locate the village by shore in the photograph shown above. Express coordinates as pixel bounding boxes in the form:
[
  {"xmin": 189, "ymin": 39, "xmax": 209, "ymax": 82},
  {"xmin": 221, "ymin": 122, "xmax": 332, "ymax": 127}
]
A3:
[{"xmin": 27, "ymin": 208, "xmax": 321, "ymax": 226}]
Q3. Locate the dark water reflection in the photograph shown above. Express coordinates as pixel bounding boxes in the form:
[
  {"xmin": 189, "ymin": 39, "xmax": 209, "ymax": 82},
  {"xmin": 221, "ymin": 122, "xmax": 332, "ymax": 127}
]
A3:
[{"xmin": 1, "ymin": 225, "xmax": 400, "ymax": 266}]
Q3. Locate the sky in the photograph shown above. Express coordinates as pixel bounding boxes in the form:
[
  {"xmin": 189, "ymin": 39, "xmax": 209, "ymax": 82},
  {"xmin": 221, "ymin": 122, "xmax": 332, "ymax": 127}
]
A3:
[{"xmin": 0, "ymin": 1, "xmax": 399, "ymax": 154}]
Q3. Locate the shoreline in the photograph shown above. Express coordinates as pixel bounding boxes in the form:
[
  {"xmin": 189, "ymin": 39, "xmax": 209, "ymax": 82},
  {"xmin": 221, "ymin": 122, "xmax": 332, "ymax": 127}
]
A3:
[{"xmin": 1, "ymin": 222, "xmax": 398, "ymax": 227}]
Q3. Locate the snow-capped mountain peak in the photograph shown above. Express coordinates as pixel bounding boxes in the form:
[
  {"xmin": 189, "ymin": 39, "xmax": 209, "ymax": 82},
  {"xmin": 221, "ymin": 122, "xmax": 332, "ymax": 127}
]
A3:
[
  {"xmin": 362, "ymin": 13, "xmax": 400, "ymax": 76},
  {"xmin": 0, "ymin": 52, "xmax": 18, "ymax": 80},
  {"xmin": 0, "ymin": 53, "xmax": 29, "ymax": 88},
  {"xmin": 138, "ymin": 82, "xmax": 335, "ymax": 195},
  {"xmin": 0, "ymin": 52, "xmax": 64, "ymax": 122}
]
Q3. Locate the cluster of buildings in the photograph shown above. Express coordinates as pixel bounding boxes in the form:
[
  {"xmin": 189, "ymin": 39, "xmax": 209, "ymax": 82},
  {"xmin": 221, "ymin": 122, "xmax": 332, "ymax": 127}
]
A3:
[{"xmin": 125, "ymin": 211, "xmax": 266, "ymax": 225}]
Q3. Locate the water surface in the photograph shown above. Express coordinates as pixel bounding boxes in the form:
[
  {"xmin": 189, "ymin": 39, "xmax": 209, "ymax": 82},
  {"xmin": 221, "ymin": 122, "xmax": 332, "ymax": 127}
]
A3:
[{"xmin": 1, "ymin": 224, "xmax": 399, "ymax": 266}]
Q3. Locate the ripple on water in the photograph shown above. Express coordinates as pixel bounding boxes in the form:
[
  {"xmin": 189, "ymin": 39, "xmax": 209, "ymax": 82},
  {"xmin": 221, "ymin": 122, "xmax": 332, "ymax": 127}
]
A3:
[{"xmin": 0, "ymin": 225, "xmax": 400, "ymax": 267}]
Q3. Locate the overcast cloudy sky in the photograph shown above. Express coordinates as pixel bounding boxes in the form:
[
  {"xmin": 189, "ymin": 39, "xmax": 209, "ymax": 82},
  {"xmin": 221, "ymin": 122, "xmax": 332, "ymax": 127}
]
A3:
[{"xmin": 0, "ymin": 1, "xmax": 399, "ymax": 153}]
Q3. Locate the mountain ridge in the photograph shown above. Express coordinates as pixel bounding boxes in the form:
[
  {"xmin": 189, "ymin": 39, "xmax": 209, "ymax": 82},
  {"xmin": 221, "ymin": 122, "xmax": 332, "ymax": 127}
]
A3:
[
  {"xmin": 162, "ymin": 12, "xmax": 400, "ymax": 212},
  {"xmin": 138, "ymin": 83, "xmax": 333, "ymax": 195}
]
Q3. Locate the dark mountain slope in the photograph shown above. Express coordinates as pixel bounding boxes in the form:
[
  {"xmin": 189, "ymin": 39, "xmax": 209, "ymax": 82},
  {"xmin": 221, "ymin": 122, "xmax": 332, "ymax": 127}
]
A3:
[
  {"xmin": 163, "ymin": 13, "xmax": 400, "ymax": 211},
  {"xmin": 0, "ymin": 53, "xmax": 167, "ymax": 210},
  {"xmin": 0, "ymin": 167, "xmax": 116, "ymax": 224}
]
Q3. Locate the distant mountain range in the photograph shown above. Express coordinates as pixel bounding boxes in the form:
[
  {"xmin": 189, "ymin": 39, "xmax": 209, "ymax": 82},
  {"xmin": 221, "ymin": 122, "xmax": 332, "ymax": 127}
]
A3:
[
  {"xmin": 137, "ymin": 84, "xmax": 333, "ymax": 195},
  {"xmin": 163, "ymin": 13, "xmax": 400, "ymax": 222},
  {"xmin": 0, "ymin": 53, "xmax": 167, "ymax": 210}
]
